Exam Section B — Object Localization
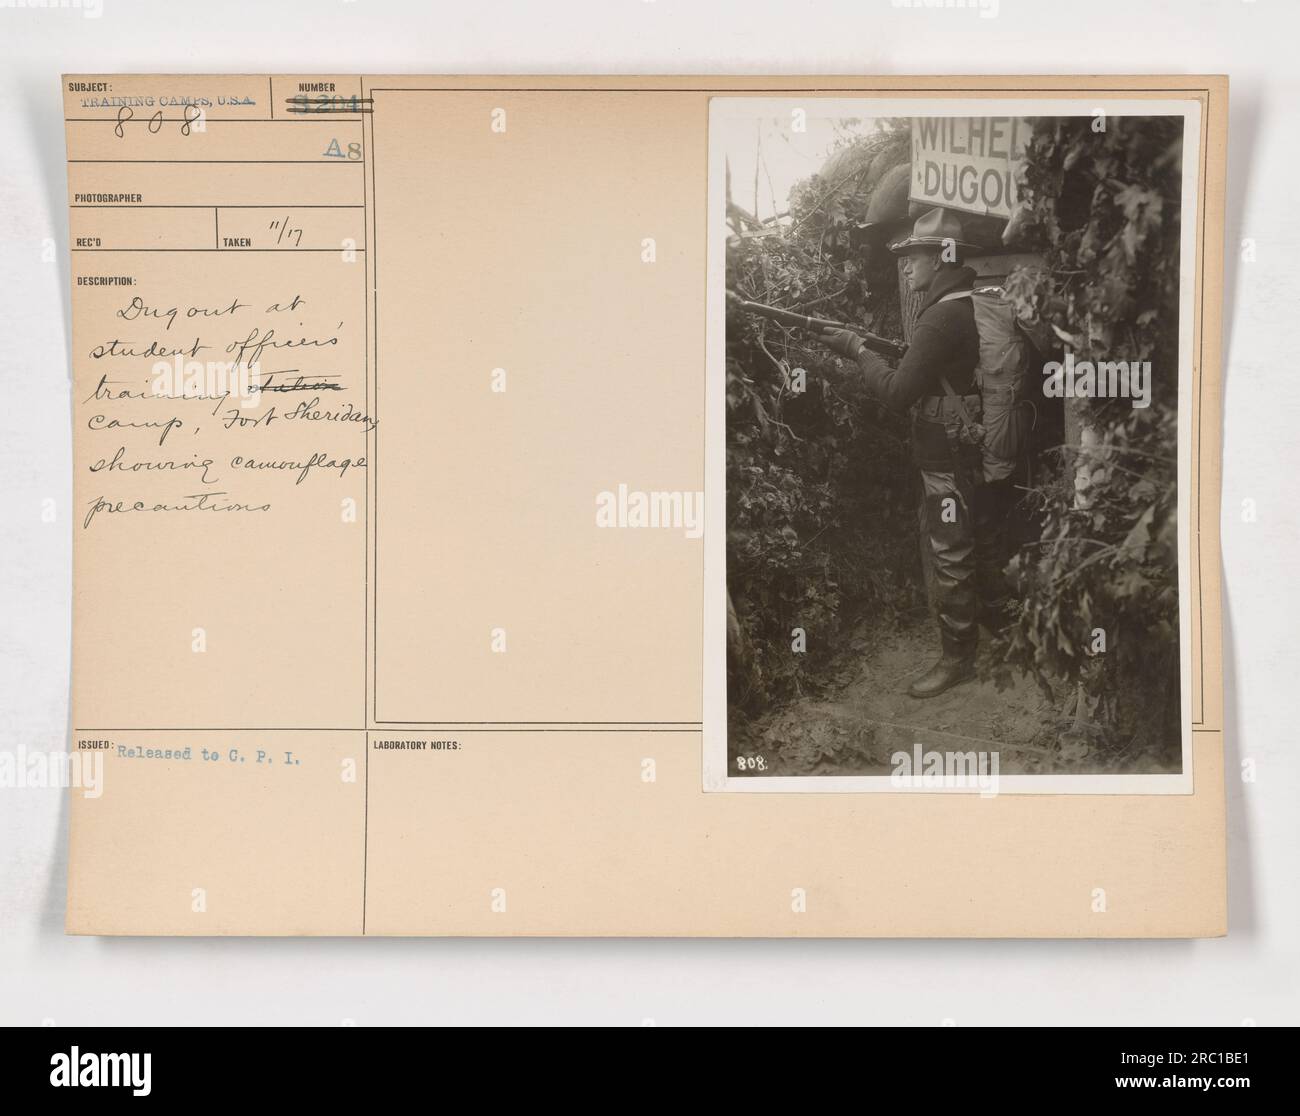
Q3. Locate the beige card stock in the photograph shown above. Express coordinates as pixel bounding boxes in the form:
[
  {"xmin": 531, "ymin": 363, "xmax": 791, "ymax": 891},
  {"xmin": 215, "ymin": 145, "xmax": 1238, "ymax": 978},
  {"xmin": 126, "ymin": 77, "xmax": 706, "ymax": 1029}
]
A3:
[{"xmin": 62, "ymin": 75, "xmax": 1228, "ymax": 937}]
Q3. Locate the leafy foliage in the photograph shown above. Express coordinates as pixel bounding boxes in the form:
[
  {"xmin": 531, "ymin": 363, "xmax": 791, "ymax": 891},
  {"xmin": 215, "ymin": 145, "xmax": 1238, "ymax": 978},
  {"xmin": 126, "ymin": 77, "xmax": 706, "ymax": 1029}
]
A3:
[
  {"xmin": 726, "ymin": 127, "xmax": 919, "ymax": 714},
  {"xmin": 994, "ymin": 116, "xmax": 1184, "ymax": 762}
]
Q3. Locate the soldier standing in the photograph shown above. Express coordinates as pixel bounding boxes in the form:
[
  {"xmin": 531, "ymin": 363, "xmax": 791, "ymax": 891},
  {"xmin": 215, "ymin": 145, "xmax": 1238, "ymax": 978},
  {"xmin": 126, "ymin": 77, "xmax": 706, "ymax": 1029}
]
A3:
[{"xmin": 819, "ymin": 207, "xmax": 986, "ymax": 698}]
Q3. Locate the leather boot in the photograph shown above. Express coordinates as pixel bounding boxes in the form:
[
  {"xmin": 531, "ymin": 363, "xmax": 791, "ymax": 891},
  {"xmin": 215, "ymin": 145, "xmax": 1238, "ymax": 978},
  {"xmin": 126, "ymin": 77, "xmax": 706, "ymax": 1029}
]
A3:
[{"xmin": 907, "ymin": 654, "xmax": 976, "ymax": 699}]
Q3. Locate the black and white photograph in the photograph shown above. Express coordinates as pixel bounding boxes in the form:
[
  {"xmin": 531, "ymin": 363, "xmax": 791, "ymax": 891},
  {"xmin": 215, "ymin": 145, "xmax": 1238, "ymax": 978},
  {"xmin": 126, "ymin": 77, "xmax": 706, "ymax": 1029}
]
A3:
[
  {"xmin": 706, "ymin": 99, "xmax": 1200, "ymax": 792},
  {"xmin": 5, "ymin": 0, "xmax": 1297, "ymax": 1060}
]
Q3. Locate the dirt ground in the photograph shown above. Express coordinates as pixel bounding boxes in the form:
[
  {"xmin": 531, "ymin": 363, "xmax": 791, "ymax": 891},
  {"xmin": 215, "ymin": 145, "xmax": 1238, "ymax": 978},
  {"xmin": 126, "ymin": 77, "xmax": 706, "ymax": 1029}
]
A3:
[{"xmin": 729, "ymin": 617, "xmax": 1069, "ymax": 779}]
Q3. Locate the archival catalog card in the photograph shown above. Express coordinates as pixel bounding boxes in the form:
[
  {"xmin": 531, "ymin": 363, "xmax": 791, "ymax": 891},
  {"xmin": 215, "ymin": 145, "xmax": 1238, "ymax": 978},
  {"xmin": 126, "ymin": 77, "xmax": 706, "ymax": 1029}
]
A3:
[{"xmin": 62, "ymin": 75, "xmax": 1228, "ymax": 937}]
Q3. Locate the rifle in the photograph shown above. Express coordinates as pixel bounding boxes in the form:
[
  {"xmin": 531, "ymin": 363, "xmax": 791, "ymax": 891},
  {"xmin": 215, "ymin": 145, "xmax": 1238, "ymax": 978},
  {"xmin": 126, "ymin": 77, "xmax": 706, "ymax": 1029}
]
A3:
[{"xmin": 727, "ymin": 292, "xmax": 908, "ymax": 360}]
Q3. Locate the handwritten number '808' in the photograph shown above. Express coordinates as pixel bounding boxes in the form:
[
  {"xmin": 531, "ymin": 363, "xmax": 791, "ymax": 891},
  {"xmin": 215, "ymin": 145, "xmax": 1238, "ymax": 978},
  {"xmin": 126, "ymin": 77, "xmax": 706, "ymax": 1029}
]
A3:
[{"xmin": 114, "ymin": 104, "xmax": 204, "ymax": 139}]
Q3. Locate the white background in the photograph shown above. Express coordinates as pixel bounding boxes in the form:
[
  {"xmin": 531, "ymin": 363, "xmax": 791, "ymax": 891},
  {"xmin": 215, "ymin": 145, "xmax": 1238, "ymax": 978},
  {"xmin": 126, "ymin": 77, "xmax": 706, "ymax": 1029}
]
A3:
[{"xmin": 0, "ymin": 0, "xmax": 1293, "ymax": 1026}]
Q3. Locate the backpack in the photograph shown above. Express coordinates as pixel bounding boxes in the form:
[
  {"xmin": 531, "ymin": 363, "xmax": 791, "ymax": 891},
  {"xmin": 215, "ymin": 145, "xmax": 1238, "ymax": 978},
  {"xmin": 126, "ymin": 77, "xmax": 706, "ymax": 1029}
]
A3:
[{"xmin": 936, "ymin": 286, "xmax": 1044, "ymax": 483}]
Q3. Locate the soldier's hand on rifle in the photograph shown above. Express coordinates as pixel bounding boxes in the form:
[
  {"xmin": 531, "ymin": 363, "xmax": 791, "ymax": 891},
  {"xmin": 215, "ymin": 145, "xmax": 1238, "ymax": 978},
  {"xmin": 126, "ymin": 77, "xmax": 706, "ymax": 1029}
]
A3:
[{"xmin": 818, "ymin": 327, "xmax": 865, "ymax": 361}]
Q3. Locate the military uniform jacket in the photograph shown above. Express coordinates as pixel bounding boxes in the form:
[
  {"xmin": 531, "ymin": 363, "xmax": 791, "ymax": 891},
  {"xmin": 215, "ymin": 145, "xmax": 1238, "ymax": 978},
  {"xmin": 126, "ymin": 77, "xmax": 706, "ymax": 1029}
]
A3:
[{"xmin": 857, "ymin": 264, "xmax": 981, "ymax": 472}]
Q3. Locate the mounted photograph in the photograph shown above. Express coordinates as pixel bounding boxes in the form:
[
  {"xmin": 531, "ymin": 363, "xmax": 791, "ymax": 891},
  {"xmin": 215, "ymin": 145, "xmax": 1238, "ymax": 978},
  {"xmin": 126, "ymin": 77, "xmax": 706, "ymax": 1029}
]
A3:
[{"xmin": 704, "ymin": 97, "xmax": 1203, "ymax": 793}]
